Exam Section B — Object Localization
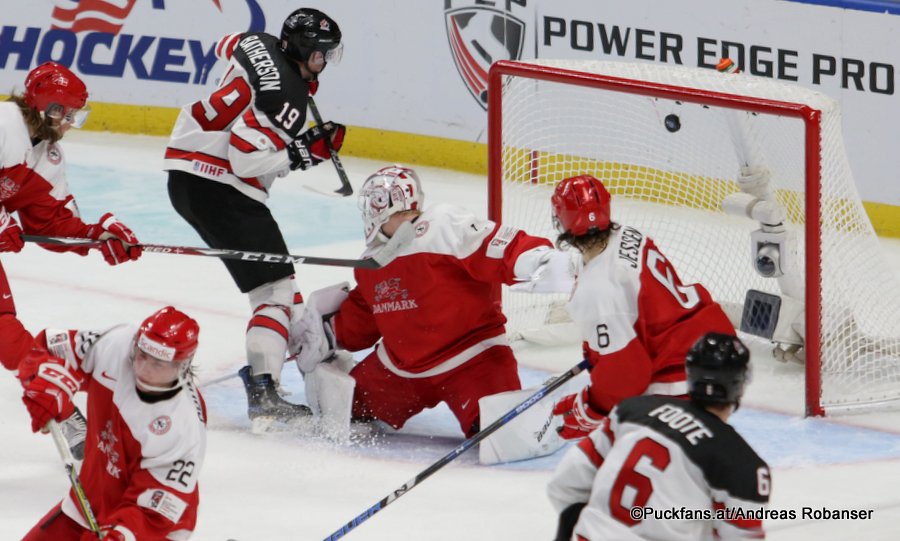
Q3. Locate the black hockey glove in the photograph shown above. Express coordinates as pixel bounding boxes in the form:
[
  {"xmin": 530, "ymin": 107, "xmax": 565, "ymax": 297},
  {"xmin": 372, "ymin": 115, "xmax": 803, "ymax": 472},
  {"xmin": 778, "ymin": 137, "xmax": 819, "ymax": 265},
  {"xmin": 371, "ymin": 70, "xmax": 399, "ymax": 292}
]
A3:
[{"xmin": 287, "ymin": 121, "xmax": 346, "ymax": 171}]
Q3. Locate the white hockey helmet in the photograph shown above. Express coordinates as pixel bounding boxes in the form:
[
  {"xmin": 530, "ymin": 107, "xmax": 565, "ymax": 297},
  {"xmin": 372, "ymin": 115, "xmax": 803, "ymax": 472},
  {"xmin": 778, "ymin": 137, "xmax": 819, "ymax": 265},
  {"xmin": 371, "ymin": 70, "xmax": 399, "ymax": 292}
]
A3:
[{"xmin": 358, "ymin": 165, "xmax": 424, "ymax": 246}]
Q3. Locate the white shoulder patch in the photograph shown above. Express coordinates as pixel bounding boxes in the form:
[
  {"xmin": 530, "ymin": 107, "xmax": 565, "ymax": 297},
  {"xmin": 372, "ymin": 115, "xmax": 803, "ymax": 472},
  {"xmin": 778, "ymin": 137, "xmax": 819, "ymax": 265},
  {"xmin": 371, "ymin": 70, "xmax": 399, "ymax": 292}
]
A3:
[
  {"xmin": 412, "ymin": 204, "xmax": 495, "ymax": 259},
  {"xmin": 137, "ymin": 487, "xmax": 188, "ymax": 524},
  {"xmin": 486, "ymin": 225, "xmax": 519, "ymax": 259}
]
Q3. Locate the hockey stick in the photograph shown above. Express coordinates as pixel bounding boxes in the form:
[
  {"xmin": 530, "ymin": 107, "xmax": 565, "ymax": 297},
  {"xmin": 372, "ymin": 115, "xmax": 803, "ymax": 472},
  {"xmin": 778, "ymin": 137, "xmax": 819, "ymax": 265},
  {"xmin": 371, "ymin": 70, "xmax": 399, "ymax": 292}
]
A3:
[
  {"xmin": 23, "ymin": 221, "xmax": 413, "ymax": 270},
  {"xmin": 321, "ymin": 358, "xmax": 591, "ymax": 540},
  {"xmin": 308, "ymin": 96, "xmax": 353, "ymax": 197},
  {"xmin": 48, "ymin": 419, "xmax": 102, "ymax": 534}
]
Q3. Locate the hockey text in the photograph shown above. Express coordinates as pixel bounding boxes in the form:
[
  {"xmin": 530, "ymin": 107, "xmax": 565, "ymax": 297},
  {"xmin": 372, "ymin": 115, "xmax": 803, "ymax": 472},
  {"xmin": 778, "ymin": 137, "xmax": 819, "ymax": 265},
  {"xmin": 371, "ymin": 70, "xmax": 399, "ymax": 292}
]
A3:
[
  {"xmin": 237, "ymin": 34, "xmax": 281, "ymax": 91},
  {"xmin": 647, "ymin": 403, "xmax": 713, "ymax": 445},
  {"xmin": 617, "ymin": 226, "xmax": 643, "ymax": 269}
]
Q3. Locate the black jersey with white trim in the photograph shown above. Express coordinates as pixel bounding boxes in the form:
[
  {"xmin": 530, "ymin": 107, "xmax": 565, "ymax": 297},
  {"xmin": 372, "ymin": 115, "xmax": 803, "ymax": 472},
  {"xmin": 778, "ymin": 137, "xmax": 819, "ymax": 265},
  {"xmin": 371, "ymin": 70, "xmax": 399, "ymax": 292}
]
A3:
[
  {"xmin": 614, "ymin": 395, "xmax": 769, "ymax": 505},
  {"xmin": 232, "ymin": 32, "xmax": 310, "ymax": 140},
  {"xmin": 548, "ymin": 394, "xmax": 770, "ymax": 540}
]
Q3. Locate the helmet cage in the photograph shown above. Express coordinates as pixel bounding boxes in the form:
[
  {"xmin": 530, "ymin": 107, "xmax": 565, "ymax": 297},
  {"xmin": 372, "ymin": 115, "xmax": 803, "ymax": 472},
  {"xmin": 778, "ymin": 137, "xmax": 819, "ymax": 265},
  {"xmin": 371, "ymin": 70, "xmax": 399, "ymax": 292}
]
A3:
[{"xmin": 358, "ymin": 166, "xmax": 423, "ymax": 246}]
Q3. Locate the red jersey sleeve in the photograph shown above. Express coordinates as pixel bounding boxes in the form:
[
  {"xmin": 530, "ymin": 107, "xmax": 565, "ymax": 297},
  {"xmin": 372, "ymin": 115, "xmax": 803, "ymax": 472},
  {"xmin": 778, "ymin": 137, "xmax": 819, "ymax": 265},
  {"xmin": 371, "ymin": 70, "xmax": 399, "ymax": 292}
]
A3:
[{"xmin": 458, "ymin": 223, "xmax": 552, "ymax": 285}]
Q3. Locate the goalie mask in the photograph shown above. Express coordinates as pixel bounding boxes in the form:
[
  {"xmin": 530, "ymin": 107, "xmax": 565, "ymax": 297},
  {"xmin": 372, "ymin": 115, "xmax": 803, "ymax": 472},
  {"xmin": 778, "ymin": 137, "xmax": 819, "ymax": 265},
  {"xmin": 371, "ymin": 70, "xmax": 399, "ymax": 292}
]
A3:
[
  {"xmin": 358, "ymin": 165, "xmax": 424, "ymax": 246},
  {"xmin": 686, "ymin": 332, "xmax": 751, "ymax": 410},
  {"xmin": 133, "ymin": 307, "xmax": 199, "ymax": 393},
  {"xmin": 551, "ymin": 175, "xmax": 611, "ymax": 236},
  {"xmin": 24, "ymin": 62, "xmax": 91, "ymax": 129}
]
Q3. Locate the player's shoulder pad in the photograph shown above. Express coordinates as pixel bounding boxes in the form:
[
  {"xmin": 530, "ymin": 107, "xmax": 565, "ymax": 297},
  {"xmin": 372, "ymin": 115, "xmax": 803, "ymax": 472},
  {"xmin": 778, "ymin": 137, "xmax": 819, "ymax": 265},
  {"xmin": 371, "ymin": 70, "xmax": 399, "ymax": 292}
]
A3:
[
  {"xmin": 0, "ymin": 102, "xmax": 31, "ymax": 169},
  {"xmin": 232, "ymin": 32, "xmax": 310, "ymax": 138},
  {"xmin": 418, "ymin": 203, "xmax": 496, "ymax": 258},
  {"xmin": 215, "ymin": 32, "xmax": 243, "ymax": 60}
]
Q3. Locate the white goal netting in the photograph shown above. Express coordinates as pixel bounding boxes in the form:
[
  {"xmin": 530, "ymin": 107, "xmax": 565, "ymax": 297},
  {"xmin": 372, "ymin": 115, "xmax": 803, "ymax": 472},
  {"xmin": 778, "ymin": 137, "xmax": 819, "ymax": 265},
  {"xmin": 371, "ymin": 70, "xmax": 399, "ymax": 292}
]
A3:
[{"xmin": 490, "ymin": 59, "xmax": 900, "ymax": 414}]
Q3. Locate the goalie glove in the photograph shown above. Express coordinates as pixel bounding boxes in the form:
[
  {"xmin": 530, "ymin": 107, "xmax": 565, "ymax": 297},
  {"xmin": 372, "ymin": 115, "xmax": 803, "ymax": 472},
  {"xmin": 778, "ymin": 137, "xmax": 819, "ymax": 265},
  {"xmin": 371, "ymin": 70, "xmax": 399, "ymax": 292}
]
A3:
[
  {"xmin": 511, "ymin": 247, "xmax": 576, "ymax": 294},
  {"xmin": 0, "ymin": 206, "xmax": 24, "ymax": 253},
  {"xmin": 292, "ymin": 282, "xmax": 350, "ymax": 374},
  {"xmin": 22, "ymin": 357, "xmax": 82, "ymax": 433},
  {"xmin": 552, "ymin": 386, "xmax": 607, "ymax": 440},
  {"xmin": 287, "ymin": 121, "xmax": 346, "ymax": 171}
]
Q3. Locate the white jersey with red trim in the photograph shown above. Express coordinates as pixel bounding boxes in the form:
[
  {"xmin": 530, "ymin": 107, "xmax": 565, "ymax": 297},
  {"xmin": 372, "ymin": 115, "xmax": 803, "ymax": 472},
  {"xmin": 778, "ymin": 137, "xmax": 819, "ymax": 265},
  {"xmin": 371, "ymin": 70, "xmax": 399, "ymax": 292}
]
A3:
[
  {"xmin": 333, "ymin": 204, "xmax": 552, "ymax": 377},
  {"xmin": 38, "ymin": 324, "xmax": 207, "ymax": 541},
  {"xmin": 567, "ymin": 225, "xmax": 735, "ymax": 413},
  {"xmin": 548, "ymin": 395, "xmax": 769, "ymax": 540},
  {"xmin": 164, "ymin": 32, "xmax": 313, "ymax": 203},
  {"xmin": 0, "ymin": 102, "xmax": 98, "ymax": 249}
]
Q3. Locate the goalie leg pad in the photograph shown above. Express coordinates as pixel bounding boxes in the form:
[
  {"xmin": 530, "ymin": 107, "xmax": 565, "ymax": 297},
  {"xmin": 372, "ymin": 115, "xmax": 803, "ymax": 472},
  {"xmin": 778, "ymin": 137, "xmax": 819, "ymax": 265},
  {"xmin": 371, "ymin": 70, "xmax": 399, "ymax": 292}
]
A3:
[
  {"xmin": 478, "ymin": 375, "xmax": 583, "ymax": 465},
  {"xmin": 246, "ymin": 278, "xmax": 294, "ymax": 379},
  {"xmin": 305, "ymin": 351, "xmax": 356, "ymax": 440}
]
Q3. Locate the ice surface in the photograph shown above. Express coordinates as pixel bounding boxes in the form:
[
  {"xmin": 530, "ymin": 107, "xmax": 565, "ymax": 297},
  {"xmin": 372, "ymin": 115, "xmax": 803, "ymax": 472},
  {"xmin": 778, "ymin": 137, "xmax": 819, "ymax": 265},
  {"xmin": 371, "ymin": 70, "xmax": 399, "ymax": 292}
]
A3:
[{"xmin": 1, "ymin": 132, "xmax": 899, "ymax": 540}]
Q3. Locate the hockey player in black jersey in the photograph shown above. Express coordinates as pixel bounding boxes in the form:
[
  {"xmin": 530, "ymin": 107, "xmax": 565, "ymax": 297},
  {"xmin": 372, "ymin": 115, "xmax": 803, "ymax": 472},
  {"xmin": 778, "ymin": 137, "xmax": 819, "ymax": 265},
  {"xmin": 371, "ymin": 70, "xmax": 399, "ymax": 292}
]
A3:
[
  {"xmin": 163, "ymin": 8, "xmax": 345, "ymax": 427},
  {"xmin": 547, "ymin": 332, "xmax": 770, "ymax": 540}
]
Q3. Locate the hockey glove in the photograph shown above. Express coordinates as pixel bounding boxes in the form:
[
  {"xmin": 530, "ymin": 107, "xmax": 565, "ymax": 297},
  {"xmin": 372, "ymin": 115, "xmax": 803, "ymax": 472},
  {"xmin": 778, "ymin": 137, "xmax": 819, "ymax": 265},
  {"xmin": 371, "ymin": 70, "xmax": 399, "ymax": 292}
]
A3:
[
  {"xmin": 552, "ymin": 387, "xmax": 607, "ymax": 440},
  {"xmin": 0, "ymin": 206, "xmax": 24, "ymax": 253},
  {"xmin": 90, "ymin": 213, "xmax": 142, "ymax": 265},
  {"xmin": 22, "ymin": 358, "xmax": 81, "ymax": 433},
  {"xmin": 511, "ymin": 247, "xmax": 576, "ymax": 294},
  {"xmin": 17, "ymin": 347, "xmax": 52, "ymax": 387},
  {"xmin": 296, "ymin": 316, "xmax": 338, "ymax": 374},
  {"xmin": 287, "ymin": 122, "xmax": 346, "ymax": 171}
]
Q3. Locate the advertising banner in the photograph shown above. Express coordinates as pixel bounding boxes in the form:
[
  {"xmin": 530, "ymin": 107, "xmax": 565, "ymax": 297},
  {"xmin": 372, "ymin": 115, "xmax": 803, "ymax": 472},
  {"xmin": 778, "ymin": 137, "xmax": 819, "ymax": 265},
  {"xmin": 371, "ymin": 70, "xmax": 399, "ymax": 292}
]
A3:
[{"xmin": 1, "ymin": 0, "xmax": 898, "ymax": 209}]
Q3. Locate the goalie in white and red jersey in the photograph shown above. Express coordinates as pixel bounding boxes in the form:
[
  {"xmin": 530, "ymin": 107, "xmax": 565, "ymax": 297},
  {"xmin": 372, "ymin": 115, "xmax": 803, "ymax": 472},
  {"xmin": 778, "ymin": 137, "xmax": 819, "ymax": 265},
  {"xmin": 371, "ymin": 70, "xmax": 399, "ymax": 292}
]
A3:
[
  {"xmin": 543, "ymin": 175, "xmax": 735, "ymax": 440},
  {"xmin": 164, "ymin": 8, "xmax": 345, "ymax": 424},
  {"xmin": 295, "ymin": 165, "xmax": 570, "ymax": 437},
  {"xmin": 547, "ymin": 333, "xmax": 770, "ymax": 540},
  {"xmin": 19, "ymin": 307, "xmax": 206, "ymax": 541}
]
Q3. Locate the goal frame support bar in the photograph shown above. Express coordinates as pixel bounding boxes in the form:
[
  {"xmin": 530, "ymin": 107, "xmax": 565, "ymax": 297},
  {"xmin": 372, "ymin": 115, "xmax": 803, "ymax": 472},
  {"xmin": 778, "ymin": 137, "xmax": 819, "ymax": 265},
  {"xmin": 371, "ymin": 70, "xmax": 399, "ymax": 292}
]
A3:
[{"xmin": 486, "ymin": 60, "xmax": 823, "ymax": 416}]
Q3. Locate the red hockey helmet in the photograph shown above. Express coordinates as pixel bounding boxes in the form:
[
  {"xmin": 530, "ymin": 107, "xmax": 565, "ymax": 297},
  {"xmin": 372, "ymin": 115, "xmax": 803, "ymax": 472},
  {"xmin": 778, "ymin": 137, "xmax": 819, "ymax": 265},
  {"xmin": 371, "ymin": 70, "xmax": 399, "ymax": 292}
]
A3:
[
  {"xmin": 551, "ymin": 175, "xmax": 612, "ymax": 236},
  {"xmin": 134, "ymin": 307, "xmax": 199, "ymax": 392},
  {"xmin": 137, "ymin": 306, "xmax": 199, "ymax": 362},
  {"xmin": 24, "ymin": 62, "xmax": 90, "ymax": 127}
]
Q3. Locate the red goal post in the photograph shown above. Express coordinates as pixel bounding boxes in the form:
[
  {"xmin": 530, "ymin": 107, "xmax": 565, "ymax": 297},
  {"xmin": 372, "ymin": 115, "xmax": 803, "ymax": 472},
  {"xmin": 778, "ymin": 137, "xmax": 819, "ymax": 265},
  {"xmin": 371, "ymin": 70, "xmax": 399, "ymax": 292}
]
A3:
[{"xmin": 487, "ymin": 59, "xmax": 900, "ymax": 417}]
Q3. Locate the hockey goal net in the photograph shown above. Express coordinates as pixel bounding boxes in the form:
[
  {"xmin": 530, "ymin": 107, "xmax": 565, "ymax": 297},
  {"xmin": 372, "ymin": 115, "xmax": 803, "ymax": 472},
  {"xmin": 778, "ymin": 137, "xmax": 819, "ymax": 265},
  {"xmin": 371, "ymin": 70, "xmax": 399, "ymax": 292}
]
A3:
[{"xmin": 487, "ymin": 59, "xmax": 900, "ymax": 416}]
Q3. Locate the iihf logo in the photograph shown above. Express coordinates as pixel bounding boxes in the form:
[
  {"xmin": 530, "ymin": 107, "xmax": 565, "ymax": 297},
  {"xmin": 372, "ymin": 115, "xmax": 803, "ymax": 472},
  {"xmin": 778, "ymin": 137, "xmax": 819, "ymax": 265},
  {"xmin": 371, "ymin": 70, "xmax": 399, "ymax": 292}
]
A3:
[{"xmin": 444, "ymin": 1, "xmax": 526, "ymax": 110}]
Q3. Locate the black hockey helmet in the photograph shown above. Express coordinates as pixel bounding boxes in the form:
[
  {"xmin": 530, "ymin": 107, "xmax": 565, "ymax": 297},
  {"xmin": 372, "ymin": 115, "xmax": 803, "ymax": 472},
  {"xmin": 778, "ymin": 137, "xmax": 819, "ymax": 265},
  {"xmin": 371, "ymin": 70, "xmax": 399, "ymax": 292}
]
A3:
[
  {"xmin": 686, "ymin": 332, "xmax": 751, "ymax": 409},
  {"xmin": 280, "ymin": 8, "xmax": 343, "ymax": 64}
]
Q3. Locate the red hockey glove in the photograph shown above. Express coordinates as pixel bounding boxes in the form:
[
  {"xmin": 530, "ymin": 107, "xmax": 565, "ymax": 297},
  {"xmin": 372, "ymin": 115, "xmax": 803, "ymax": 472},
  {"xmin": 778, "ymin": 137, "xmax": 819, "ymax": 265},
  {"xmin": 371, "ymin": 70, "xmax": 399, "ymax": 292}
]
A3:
[
  {"xmin": 552, "ymin": 387, "xmax": 607, "ymax": 440},
  {"xmin": 90, "ymin": 213, "xmax": 142, "ymax": 265},
  {"xmin": 17, "ymin": 347, "xmax": 52, "ymax": 387},
  {"xmin": 287, "ymin": 122, "xmax": 346, "ymax": 171},
  {"xmin": 22, "ymin": 359, "xmax": 81, "ymax": 433},
  {"xmin": 0, "ymin": 206, "xmax": 24, "ymax": 253}
]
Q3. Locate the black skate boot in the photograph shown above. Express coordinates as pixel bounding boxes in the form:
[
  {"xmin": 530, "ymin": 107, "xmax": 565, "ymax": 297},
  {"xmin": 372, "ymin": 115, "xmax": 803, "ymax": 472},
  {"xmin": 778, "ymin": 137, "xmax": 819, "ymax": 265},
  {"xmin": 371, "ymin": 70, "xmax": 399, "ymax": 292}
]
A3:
[
  {"xmin": 59, "ymin": 407, "xmax": 87, "ymax": 461},
  {"xmin": 238, "ymin": 366, "xmax": 311, "ymax": 427}
]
